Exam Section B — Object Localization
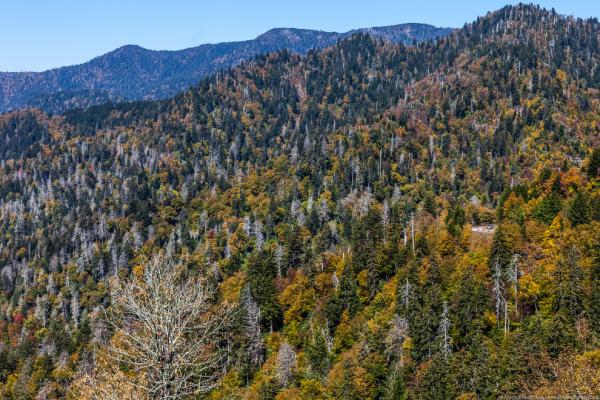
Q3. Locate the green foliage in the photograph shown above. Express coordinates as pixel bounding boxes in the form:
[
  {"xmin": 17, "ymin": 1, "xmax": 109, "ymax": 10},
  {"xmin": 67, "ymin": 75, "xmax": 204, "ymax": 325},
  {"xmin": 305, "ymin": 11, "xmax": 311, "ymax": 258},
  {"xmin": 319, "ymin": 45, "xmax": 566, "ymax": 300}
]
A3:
[
  {"xmin": 552, "ymin": 246, "xmax": 585, "ymax": 320},
  {"xmin": 246, "ymin": 249, "xmax": 281, "ymax": 327},
  {"xmin": 587, "ymin": 147, "xmax": 600, "ymax": 178},
  {"xmin": 588, "ymin": 240, "xmax": 600, "ymax": 335},
  {"xmin": 489, "ymin": 225, "xmax": 513, "ymax": 269},
  {"xmin": 416, "ymin": 356, "xmax": 457, "ymax": 399},
  {"xmin": 568, "ymin": 190, "xmax": 590, "ymax": 226},
  {"xmin": 0, "ymin": 4, "xmax": 598, "ymax": 398},
  {"xmin": 450, "ymin": 267, "xmax": 488, "ymax": 349},
  {"xmin": 383, "ymin": 368, "xmax": 408, "ymax": 400},
  {"xmin": 445, "ymin": 200, "xmax": 466, "ymax": 237},
  {"xmin": 533, "ymin": 193, "xmax": 562, "ymax": 224}
]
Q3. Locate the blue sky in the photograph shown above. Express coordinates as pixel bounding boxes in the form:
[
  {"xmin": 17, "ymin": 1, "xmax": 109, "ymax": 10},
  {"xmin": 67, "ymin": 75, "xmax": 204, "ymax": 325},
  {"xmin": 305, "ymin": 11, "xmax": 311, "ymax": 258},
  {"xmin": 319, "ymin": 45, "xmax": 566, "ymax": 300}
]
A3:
[{"xmin": 2, "ymin": 0, "xmax": 599, "ymax": 72}]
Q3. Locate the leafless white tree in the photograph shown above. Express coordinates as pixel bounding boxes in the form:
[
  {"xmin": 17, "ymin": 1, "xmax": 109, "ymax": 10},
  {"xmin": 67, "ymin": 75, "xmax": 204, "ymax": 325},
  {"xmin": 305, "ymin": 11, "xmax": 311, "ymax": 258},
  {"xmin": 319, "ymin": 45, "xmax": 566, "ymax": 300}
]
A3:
[
  {"xmin": 241, "ymin": 285, "xmax": 264, "ymax": 367},
  {"xmin": 96, "ymin": 253, "xmax": 234, "ymax": 399},
  {"xmin": 492, "ymin": 260, "xmax": 505, "ymax": 322},
  {"xmin": 385, "ymin": 315, "xmax": 409, "ymax": 365},
  {"xmin": 275, "ymin": 244, "xmax": 284, "ymax": 278},
  {"xmin": 508, "ymin": 253, "xmax": 522, "ymax": 313},
  {"xmin": 276, "ymin": 341, "xmax": 296, "ymax": 387},
  {"xmin": 438, "ymin": 301, "xmax": 451, "ymax": 359}
]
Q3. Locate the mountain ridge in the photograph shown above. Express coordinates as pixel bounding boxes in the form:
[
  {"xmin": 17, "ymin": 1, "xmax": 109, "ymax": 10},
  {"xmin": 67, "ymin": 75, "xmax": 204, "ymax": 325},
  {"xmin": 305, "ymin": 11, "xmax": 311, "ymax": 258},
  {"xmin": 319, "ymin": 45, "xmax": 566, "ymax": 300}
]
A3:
[
  {"xmin": 0, "ymin": 3, "xmax": 599, "ymax": 398},
  {"xmin": 0, "ymin": 23, "xmax": 452, "ymax": 114}
]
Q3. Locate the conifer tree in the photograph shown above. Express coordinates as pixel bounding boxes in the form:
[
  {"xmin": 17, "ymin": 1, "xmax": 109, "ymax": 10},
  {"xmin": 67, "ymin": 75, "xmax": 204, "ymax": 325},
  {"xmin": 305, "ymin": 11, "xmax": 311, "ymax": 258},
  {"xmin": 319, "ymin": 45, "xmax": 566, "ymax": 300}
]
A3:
[
  {"xmin": 587, "ymin": 147, "xmax": 600, "ymax": 178},
  {"xmin": 489, "ymin": 225, "xmax": 512, "ymax": 269},
  {"xmin": 246, "ymin": 248, "xmax": 281, "ymax": 328},
  {"xmin": 451, "ymin": 266, "xmax": 488, "ymax": 349},
  {"xmin": 588, "ymin": 239, "xmax": 600, "ymax": 335},
  {"xmin": 567, "ymin": 190, "xmax": 590, "ymax": 226},
  {"xmin": 553, "ymin": 245, "xmax": 585, "ymax": 320}
]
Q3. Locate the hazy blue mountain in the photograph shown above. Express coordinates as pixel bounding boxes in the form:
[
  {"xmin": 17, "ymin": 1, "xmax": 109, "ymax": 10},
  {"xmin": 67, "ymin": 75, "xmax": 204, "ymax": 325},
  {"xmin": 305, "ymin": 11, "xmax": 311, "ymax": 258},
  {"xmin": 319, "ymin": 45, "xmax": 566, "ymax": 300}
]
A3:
[{"xmin": 0, "ymin": 23, "xmax": 452, "ymax": 114}]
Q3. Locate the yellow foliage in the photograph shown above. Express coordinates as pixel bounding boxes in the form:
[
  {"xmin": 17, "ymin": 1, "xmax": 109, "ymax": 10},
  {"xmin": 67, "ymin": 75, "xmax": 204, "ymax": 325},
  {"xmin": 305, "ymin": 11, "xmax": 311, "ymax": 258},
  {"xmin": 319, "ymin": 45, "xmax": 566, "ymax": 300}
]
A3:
[
  {"xmin": 435, "ymin": 230, "xmax": 456, "ymax": 256},
  {"xmin": 279, "ymin": 271, "xmax": 316, "ymax": 324},
  {"xmin": 210, "ymin": 370, "xmax": 243, "ymax": 400},
  {"xmin": 132, "ymin": 263, "xmax": 145, "ymax": 278},
  {"xmin": 299, "ymin": 379, "xmax": 326, "ymax": 399},
  {"xmin": 519, "ymin": 273, "xmax": 541, "ymax": 302},
  {"xmin": 542, "ymin": 215, "xmax": 563, "ymax": 259},
  {"xmin": 219, "ymin": 271, "xmax": 245, "ymax": 303},
  {"xmin": 314, "ymin": 272, "xmax": 334, "ymax": 296},
  {"xmin": 333, "ymin": 310, "xmax": 353, "ymax": 352},
  {"xmin": 275, "ymin": 388, "xmax": 301, "ymax": 399},
  {"xmin": 483, "ymin": 309, "xmax": 497, "ymax": 328},
  {"xmin": 454, "ymin": 251, "xmax": 489, "ymax": 281},
  {"xmin": 533, "ymin": 351, "xmax": 600, "ymax": 397},
  {"xmin": 368, "ymin": 276, "xmax": 397, "ymax": 313}
]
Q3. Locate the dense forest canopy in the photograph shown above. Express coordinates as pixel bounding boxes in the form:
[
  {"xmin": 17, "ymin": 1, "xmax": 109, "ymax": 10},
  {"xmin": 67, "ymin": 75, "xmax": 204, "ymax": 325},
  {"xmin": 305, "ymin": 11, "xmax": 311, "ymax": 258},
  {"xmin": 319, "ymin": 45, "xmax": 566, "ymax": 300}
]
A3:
[
  {"xmin": 0, "ymin": 24, "xmax": 451, "ymax": 115},
  {"xmin": 0, "ymin": 3, "xmax": 599, "ymax": 399}
]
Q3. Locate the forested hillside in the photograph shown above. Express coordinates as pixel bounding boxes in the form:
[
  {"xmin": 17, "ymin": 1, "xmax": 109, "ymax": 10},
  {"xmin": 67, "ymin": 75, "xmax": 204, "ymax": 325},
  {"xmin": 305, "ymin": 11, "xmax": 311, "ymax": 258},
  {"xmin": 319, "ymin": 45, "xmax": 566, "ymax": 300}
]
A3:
[
  {"xmin": 0, "ymin": 24, "xmax": 451, "ymax": 115},
  {"xmin": 0, "ymin": 4, "xmax": 599, "ymax": 399}
]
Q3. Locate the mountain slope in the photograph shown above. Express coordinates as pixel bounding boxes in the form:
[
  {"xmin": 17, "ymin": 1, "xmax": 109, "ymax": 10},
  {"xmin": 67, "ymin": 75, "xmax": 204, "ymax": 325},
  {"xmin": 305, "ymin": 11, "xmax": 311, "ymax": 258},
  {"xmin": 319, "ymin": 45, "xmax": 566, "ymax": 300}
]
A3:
[
  {"xmin": 0, "ymin": 4, "xmax": 599, "ymax": 398},
  {"xmin": 0, "ymin": 23, "xmax": 452, "ymax": 114}
]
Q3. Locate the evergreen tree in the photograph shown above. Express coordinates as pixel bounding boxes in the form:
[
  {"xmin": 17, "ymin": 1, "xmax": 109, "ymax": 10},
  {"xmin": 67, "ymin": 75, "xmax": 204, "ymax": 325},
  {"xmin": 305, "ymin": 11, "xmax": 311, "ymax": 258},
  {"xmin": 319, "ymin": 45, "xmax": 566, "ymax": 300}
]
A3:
[
  {"xmin": 553, "ymin": 245, "xmax": 585, "ymax": 320},
  {"xmin": 352, "ymin": 206, "xmax": 383, "ymax": 296},
  {"xmin": 423, "ymin": 192, "xmax": 437, "ymax": 217},
  {"xmin": 445, "ymin": 200, "xmax": 465, "ymax": 237},
  {"xmin": 587, "ymin": 146, "xmax": 600, "ymax": 178},
  {"xmin": 383, "ymin": 368, "xmax": 408, "ymax": 400},
  {"xmin": 588, "ymin": 239, "xmax": 600, "ymax": 335},
  {"xmin": 409, "ymin": 259, "xmax": 444, "ymax": 362},
  {"xmin": 325, "ymin": 265, "xmax": 360, "ymax": 330},
  {"xmin": 287, "ymin": 224, "xmax": 306, "ymax": 271},
  {"xmin": 567, "ymin": 190, "xmax": 590, "ymax": 226},
  {"xmin": 246, "ymin": 249, "xmax": 281, "ymax": 328},
  {"xmin": 451, "ymin": 266, "xmax": 488, "ymax": 349},
  {"xmin": 417, "ymin": 355, "xmax": 456, "ymax": 399},
  {"xmin": 489, "ymin": 225, "xmax": 512, "ymax": 269},
  {"xmin": 305, "ymin": 324, "xmax": 332, "ymax": 377},
  {"xmin": 533, "ymin": 192, "xmax": 562, "ymax": 224}
]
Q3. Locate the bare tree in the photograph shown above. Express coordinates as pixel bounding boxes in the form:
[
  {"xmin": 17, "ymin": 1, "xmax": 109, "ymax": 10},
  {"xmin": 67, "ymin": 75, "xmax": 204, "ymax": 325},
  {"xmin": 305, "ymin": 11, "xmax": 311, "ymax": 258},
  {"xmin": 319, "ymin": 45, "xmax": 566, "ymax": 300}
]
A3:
[
  {"xmin": 507, "ymin": 253, "xmax": 522, "ymax": 315},
  {"xmin": 241, "ymin": 285, "xmax": 264, "ymax": 367},
  {"xmin": 437, "ymin": 301, "xmax": 452, "ymax": 359},
  {"xmin": 76, "ymin": 253, "xmax": 235, "ymax": 400},
  {"xmin": 385, "ymin": 314, "xmax": 409, "ymax": 365},
  {"xmin": 491, "ymin": 260, "xmax": 505, "ymax": 322},
  {"xmin": 276, "ymin": 341, "xmax": 296, "ymax": 387}
]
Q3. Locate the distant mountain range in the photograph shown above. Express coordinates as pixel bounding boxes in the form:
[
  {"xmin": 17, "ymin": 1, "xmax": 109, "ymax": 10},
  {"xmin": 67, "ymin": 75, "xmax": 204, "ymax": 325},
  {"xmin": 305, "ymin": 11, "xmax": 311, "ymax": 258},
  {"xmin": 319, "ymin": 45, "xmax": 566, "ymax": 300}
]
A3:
[{"xmin": 0, "ymin": 23, "xmax": 452, "ymax": 114}]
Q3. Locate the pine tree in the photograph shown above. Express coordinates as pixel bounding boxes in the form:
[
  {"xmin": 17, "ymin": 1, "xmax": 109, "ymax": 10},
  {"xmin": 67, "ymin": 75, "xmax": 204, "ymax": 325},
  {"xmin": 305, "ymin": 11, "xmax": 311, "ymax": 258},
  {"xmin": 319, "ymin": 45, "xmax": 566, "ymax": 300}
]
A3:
[
  {"xmin": 305, "ymin": 322, "xmax": 332, "ymax": 377},
  {"xmin": 451, "ymin": 266, "xmax": 488, "ymax": 349},
  {"xmin": 409, "ymin": 259, "xmax": 444, "ymax": 362},
  {"xmin": 352, "ymin": 206, "xmax": 383, "ymax": 296},
  {"xmin": 489, "ymin": 225, "xmax": 512, "ymax": 269},
  {"xmin": 553, "ymin": 245, "xmax": 585, "ymax": 320},
  {"xmin": 325, "ymin": 265, "xmax": 360, "ymax": 330},
  {"xmin": 567, "ymin": 190, "xmax": 590, "ymax": 226},
  {"xmin": 587, "ymin": 147, "xmax": 600, "ymax": 178},
  {"xmin": 445, "ymin": 200, "xmax": 465, "ymax": 237},
  {"xmin": 423, "ymin": 192, "xmax": 437, "ymax": 217},
  {"xmin": 287, "ymin": 225, "xmax": 305, "ymax": 270},
  {"xmin": 383, "ymin": 367, "xmax": 408, "ymax": 400},
  {"xmin": 533, "ymin": 192, "xmax": 562, "ymax": 224},
  {"xmin": 417, "ymin": 355, "xmax": 456, "ymax": 399},
  {"xmin": 588, "ymin": 239, "xmax": 600, "ymax": 335},
  {"xmin": 246, "ymin": 249, "xmax": 281, "ymax": 328}
]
